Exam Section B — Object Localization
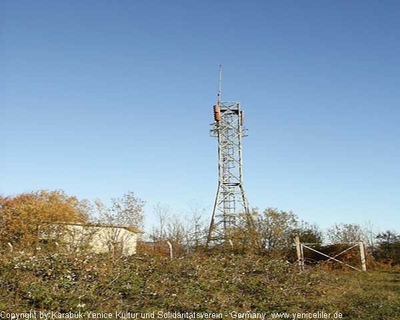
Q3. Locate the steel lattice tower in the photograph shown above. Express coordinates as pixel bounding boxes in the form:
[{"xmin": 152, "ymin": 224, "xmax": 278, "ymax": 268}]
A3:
[{"xmin": 207, "ymin": 66, "xmax": 251, "ymax": 247}]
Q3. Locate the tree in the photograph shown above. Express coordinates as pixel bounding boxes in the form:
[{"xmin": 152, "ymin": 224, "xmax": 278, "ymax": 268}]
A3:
[
  {"xmin": 185, "ymin": 202, "xmax": 208, "ymax": 249},
  {"xmin": 0, "ymin": 190, "xmax": 91, "ymax": 251},
  {"xmin": 148, "ymin": 202, "xmax": 208, "ymax": 256},
  {"xmin": 327, "ymin": 223, "xmax": 363, "ymax": 244},
  {"xmin": 296, "ymin": 221, "xmax": 323, "ymax": 245},
  {"xmin": 165, "ymin": 214, "xmax": 188, "ymax": 248},
  {"xmin": 361, "ymin": 220, "xmax": 379, "ymax": 251},
  {"xmin": 253, "ymin": 208, "xmax": 299, "ymax": 253},
  {"xmin": 94, "ymin": 192, "xmax": 145, "ymax": 257},
  {"xmin": 375, "ymin": 230, "xmax": 400, "ymax": 265},
  {"xmin": 149, "ymin": 202, "xmax": 170, "ymax": 242},
  {"xmin": 95, "ymin": 191, "xmax": 145, "ymax": 230}
]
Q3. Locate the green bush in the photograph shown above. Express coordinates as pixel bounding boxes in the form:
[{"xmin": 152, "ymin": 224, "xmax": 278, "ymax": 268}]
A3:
[{"xmin": 1, "ymin": 250, "xmax": 399, "ymax": 318}]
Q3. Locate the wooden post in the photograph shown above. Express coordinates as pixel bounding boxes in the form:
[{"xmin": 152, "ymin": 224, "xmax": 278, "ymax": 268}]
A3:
[
  {"xmin": 295, "ymin": 235, "xmax": 304, "ymax": 271},
  {"xmin": 359, "ymin": 236, "xmax": 367, "ymax": 272},
  {"xmin": 167, "ymin": 241, "xmax": 173, "ymax": 260}
]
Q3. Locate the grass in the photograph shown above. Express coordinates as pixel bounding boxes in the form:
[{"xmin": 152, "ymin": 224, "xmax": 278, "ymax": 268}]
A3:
[
  {"xmin": 0, "ymin": 251, "xmax": 399, "ymax": 319},
  {"xmin": 329, "ymin": 269, "xmax": 400, "ymax": 319}
]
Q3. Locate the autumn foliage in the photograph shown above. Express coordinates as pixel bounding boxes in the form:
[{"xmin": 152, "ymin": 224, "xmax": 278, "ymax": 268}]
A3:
[
  {"xmin": 0, "ymin": 190, "xmax": 91, "ymax": 251},
  {"xmin": 0, "ymin": 189, "xmax": 400, "ymax": 316}
]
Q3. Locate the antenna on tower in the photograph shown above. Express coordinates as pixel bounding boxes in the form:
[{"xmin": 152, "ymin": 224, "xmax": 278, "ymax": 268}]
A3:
[
  {"xmin": 208, "ymin": 66, "xmax": 251, "ymax": 248},
  {"xmin": 217, "ymin": 64, "xmax": 222, "ymax": 104}
]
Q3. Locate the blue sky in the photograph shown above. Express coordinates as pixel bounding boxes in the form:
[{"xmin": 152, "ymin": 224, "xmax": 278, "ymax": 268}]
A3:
[{"xmin": 2, "ymin": 0, "xmax": 399, "ymax": 235}]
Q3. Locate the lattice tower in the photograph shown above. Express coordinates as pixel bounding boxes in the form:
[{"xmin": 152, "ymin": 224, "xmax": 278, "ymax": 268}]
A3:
[{"xmin": 207, "ymin": 66, "xmax": 251, "ymax": 247}]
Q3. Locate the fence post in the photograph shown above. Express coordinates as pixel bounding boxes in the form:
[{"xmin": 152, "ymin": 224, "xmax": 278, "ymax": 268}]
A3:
[
  {"xmin": 167, "ymin": 241, "xmax": 173, "ymax": 260},
  {"xmin": 359, "ymin": 236, "xmax": 367, "ymax": 272},
  {"xmin": 295, "ymin": 235, "xmax": 304, "ymax": 271}
]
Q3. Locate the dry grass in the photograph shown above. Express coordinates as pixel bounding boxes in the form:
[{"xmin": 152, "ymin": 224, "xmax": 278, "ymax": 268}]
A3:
[{"xmin": 0, "ymin": 251, "xmax": 399, "ymax": 319}]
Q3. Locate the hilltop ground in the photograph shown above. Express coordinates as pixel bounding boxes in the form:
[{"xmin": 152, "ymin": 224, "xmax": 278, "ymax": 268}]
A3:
[{"xmin": 1, "ymin": 251, "xmax": 399, "ymax": 319}]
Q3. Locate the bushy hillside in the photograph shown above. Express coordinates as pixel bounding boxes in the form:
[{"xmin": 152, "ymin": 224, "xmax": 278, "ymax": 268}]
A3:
[{"xmin": 1, "ymin": 251, "xmax": 399, "ymax": 319}]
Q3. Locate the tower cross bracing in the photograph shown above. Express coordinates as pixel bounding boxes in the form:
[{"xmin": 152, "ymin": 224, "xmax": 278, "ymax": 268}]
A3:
[{"xmin": 207, "ymin": 69, "xmax": 251, "ymax": 246}]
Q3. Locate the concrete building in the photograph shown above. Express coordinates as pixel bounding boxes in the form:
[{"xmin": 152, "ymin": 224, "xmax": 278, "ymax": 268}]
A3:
[{"xmin": 41, "ymin": 222, "xmax": 142, "ymax": 256}]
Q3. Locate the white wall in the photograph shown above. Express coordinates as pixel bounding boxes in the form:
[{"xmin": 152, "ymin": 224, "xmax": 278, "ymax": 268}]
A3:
[{"xmin": 64, "ymin": 225, "xmax": 138, "ymax": 256}]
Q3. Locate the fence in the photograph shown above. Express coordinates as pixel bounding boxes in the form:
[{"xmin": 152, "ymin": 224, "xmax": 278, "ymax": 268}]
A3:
[{"xmin": 294, "ymin": 235, "xmax": 367, "ymax": 272}]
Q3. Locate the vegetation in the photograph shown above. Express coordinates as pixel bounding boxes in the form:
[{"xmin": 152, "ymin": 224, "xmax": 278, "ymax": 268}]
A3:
[
  {"xmin": 0, "ymin": 190, "xmax": 91, "ymax": 252},
  {"xmin": 0, "ymin": 189, "xmax": 400, "ymax": 318},
  {"xmin": 0, "ymin": 250, "xmax": 399, "ymax": 318},
  {"xmin": 94, "ymin": 191, "xmax": 145, "ymax": 230}
]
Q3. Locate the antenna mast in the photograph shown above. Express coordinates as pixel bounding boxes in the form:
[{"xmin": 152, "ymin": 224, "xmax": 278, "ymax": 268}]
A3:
[
  {"xmin": 218, "ymin": 64, "xmax": 222, "ymax": 104},
  {"xmin": 207, "ymin": 66, "xmax": 251, "ymax": 248}
]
